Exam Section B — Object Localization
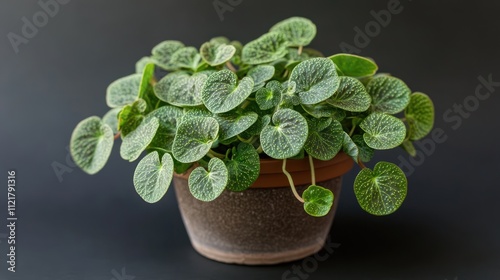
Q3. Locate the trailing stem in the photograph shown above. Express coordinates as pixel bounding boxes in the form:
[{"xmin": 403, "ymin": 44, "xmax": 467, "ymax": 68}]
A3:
[
  {"xmin": 283, "ymin": 159, "xmax": 305, "ymax": 203},
  {"xmin": 308, "ymin": 155, "xmax": 316, "ymax": 185}
]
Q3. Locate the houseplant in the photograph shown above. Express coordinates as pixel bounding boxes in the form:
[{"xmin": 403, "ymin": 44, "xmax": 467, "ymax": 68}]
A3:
[{"xmin": 70, "ymin": 17, "xmax": 435, "ymax": 264}]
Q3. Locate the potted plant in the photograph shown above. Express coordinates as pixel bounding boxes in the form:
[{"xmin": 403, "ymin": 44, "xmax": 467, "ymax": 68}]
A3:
[{"xmin": 70, "ymin": 17, "xmax": 435, "ymax": 265}]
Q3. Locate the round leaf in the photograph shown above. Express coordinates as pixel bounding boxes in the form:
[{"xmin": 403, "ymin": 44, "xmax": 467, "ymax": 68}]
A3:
[
  {"xmin": 106, "ymin": 74, "xmax": 142, "ymax": 108},
  {"xmin": 165, "ymin": 73, "xmax": 207, "ymax": 107},
  {"xmin": 146, "ymin": 105, "xmax": 184, "ymax": 151},
  {"xmin": 215, "ymin": 111, "xmax": 258, "ymax": 140},
  {"xmin": 248, "ymin": 65, "xmax": 275, "ymax": 91},
  {"xmin": 329, "ymin": 54, "xmax": 378, "ymax": 77},
  {"xmin": 120, "ymin": 116, "xmax": 160, "ymax": 162},
  {"xmin": 202, "ymin": 70, "xmax": 254, "ymax": 113},
  {"xmin": 301, "ymin": 102, "xmax": 346, "ymax": 120},
  {"xmin": 302, "ymin": 185, "xmax": 334, "ymax": 217},
  {"xmin": 261, "ymin": 109, "xmax": 308, "ymax": 159},
  {"xmin": 241, "ymin": 32, "xmax": 288, "ymax": 65},
  {"xmin": 70, "ymin": 116, "xmax": 114, "ymax": 174},
  {"xmin": 354, "ymin": 162, "xmax": 407, "ymax": 216},
  {"xmin": 326, "ymin": 76, "xmax": 371, "ymax": 112},
  {"xmin": 405, "ymin": 92, "xmax": 434, "ymax": 140},
  {"xmin": 225, "ymin": 143, "xmax": 260, "ymax": 191},
  {"xmin": 188, "ymin": 157, "xmax": 228, "ymax": 202},
  {"xmin": 151, "ymin": 40, "xmax": 185, "ymax": 70},
  {"xmin": 359, "ymin": 113, "xmax": 406, "ymax": 150},
  {"xmin": 270, "ymin": 17, "xmax": 317, "ymax": 47},
  {"xmin": 102, "ymin": 108, "xmax": 121, "ymax": 134},
  {"xmin": 256, "ymin": 80, "xmax": 282, "ymax": 110},
  {"xmin": 200, "ymin": 42, "xmax": 236, "ymax": 66},
  {"xmin": 135, "ymin": 56, "xmax": 155, "ymax": 74},
  {"xmin": 170, "ymin": 47, "xmax": 201, "ymax": 71},
  {"xmin": 172, "ymin": 117, "xmax": 219, "ymax": 163},
  {"xmin": 305, "ymin": 120, "xmax": 343, "ymax": 160},
  {"xmin": 133, "ymin": 152, "xmax": 174, "ymax": 203},
  {"xmin": 367, "ymin": 76, "xmax": 411, "ymax": 114},
  {"xmin": 289, "ymin": 58, "xmax": 339, "ymax": 104}
]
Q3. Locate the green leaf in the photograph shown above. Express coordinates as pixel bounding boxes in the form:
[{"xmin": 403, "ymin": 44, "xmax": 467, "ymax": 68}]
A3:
[
  {"xmin": 215, "ymin": 110, "xmax": 258, "ymax": 140},
  {"xmin": 243, "ymin": 114, "xmax": 271, "ymax": 136},
  {"xmin": 302, "ymin": 185, "xmax": 334, "ymax": 217},
  {"xmin": 120, "ymin": 116, "xmax": 160, "ymax": 162},
  {"xmin": 359, "ymin": 113, "xmax": 406, "ymax": 150},
  {"xmin": 172, "ymin": 117, "xmax": 219, "ymax": 163},
  {"xmin": 225, "ymin": 143, "xmax": 260, "ymax": 192},
  {"xmin": 200, "ymin": 42, "xmax": 236, "ymax": 66},
  {"xmin": 329, "ymin": 54, "xmax": 378, "ymax": 77},
  {"xmin": 118, "ymin": 99, "xmax": 147, "ymax": 136},
  {"xmin": 255, "ymin": 80, "xmax": 282, "ymax": 110},
  {"xmin": 367, "ymin": 76, "xmax": 411, "ymax": 114},
  {"xmin": 341, "ymin": 132, "xmax": 359, "ymax": 162},
  {"xmin": 352, "ymin": 135, "xmax": 374, "ymax": 162},
  {"xmin": 70, "ymin": 116, "xmax": 114, "ymax": 174},
  {"xmin": 248, "ymin": 65, "xmax": 275, "ymax": 91},
  {"xmin": 405, "ymin": 92, "xmax": 434, "ymax": 140},
  {"xmin": 261, "ymin": 109, "xmax": 308, "ymax": 159},
  {"xmin": 146, "ymin": 105, "xmax": 184, "ymax": 151},
  {"xmin": 106, "ymin": 74, "xmax": 142, "ymax": 108},
  {"xmin": 401, "ymin": 139, "xmax": 417, "ymax": 157},
  {"xmin": 202, "ymin": 70, "xmax": 254, "ymax": 113},
  {"xmin": 170, "ymin": 47, "xmax": 201, "ymax": 71},
  {"xmin": 241, "ymin": 32, "xmax": 288, "ymax": 65},
  {"xmin": 154, "ymin": 72, "xmax": 188, "ymax": 102},
  {"xmin": 133, "ymin": 152, "xmax": 173, "ymax": 203},
  {"xmin": 151, "ymin": 40, "xmax": 185, "ymax": 70},
  {"xmin": 138, "ymin": 63, "xmax": 155, "ymax": 99},
  {"xmin": 354, "ymin": 162, "xmax": 407, "ymax": 216},
  {"xmin": 305, "ymin": 120, "xmax": 343, "ymax": 160},
  {"xmin": 135, "ymin": 56, "xmax": 155, "ymax": 74},
  {"xmin": 301, "ymin": 102, "xmax": 346, "ymax": 120},
  {"xmin": 102, "ymin": 108, "xmax": 121, "ymax": 134},
  {"xmin": 289, "ymin": 58, "xmax": 339, "ymax": 104},
  {"xmin": 188, "ymin": 157, "xmax": 228, "ymax": 202},
  {"xmin": 270, "ymin": 17, "xmax": 317, "ymax": 47},
  {"xmin": 161, "ymin": 73, "xmax": 207, "ymax": 107},
  {"xmin": 326, "ymin": 76, "xmax": 371, "ymax": 112}
]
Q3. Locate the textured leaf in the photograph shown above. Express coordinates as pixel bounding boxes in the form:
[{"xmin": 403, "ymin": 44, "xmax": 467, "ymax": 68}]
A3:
[
  {"xmin": 255, "ymin": 80, "xmax": 282, "ymax": 110},
  {"xmin": 135, "ymin": 56, "xmax": 155, "ymax": 74},
  {"xmin": 359, "ymin": 113, "xmax": 406, "ymax": 150},
  {"xmin": 172, "ymin": 117, "xmax": 219, "ymax": 163},
  {"xmin": 151, "ymin": 40, "xmax": 185, "ymax": 70},
  {"xmin": 241, "ymin": 32, "xmax": 288, "ymax": 65},
  {"xmin": 138, "ymin": 63, "xmax": 156, "ymax": 100},
  {"xmin": 329, "ymin": 54, "xmax": 378, "ymax": 77},
  {"xmin": 326, "ymin": 76, "xmax": 371, "ymax": 112},
  {"xmin": 367, "ymin": 76, "xmax": 411, "ymax": 114},
  {"xmin": 102, "ymin": 108, "xmax": 121, "ymax": 134},
  {"xmin": 352, "ymin": 135, "xmax": 374, "ymax": 162},
  {"xmin": 270, "ymin": 17, "xmax": 317, "ymax": 47},
  {"xmin": 117, "ymin": 99, "xmax": 147, "ymax": 136},
  {"xmin": 154, "ymin": 72, "xmax": 189, "ymax": 102},
  {"xmin": 202, "ymin": 70, "xmax": 254, "ymax": 113},
  {"xmin": 354, "ymin": 162, "xmax": 407, "ymax": 216},
  {"xmin": 170, "ymin": 47, "xmax": 201, "ymax": 70},
  {"xmin": 146, "ymin": 105, "xmax": 184, "ymax": 151},
  {"xmin": 305, "ymin": 120, "xmax": 343, "ymax": 160},
  {"xmin": 215, "ymin": 111, "xmax": 258, "ymax": 140},
  {"xmin": 301, "ymin": 102, "xmax": 346, "ymax": 120},
  {"xmin": 106, "ymin": 74, "xmax": 142, "ymax": 108},
  {"xmin": 133, "ymin": 152, "xmax": 173, "ymax": 203},
  {"xmin": 341, "ymin": 132, "xmax": 359, "ymax": 162},
  {"xmin": 70, "ymin": 116, "xmax": 114, "ymax": 175},
  {"xmin": 261, "ymin": 109, "xmax": 308, "ymax": 159},
  {"xmin": 405, "ymin": 92, "xmax": 434, "ymax": 140},
  {"xmin": 248, "ymin": 65, "xmax": 275, "ymax": 91},
  {"xmin": 188, "ymin": 157, "xmax": 228, "ymax": 202},
  {"xmin": 243, "ymin": 114, "xmax": 271, "ymax": 136},
  {"xmin": 162, "ymin": 73, "xmax": 207, "ymax": 107},
  {"xmin": 302, "ymin": 185, "xmax": 334, "ymax": 217},
  {"xmin": 290, "ymin": 58, "xmax": 339, "ymax": 104},
  {"xmin": 120, "ymin": 116, "xmax": 160, "ymax": 162},
  {"xmin": 200, "ymin": 42, "xmax": 236, "ymax": 66},
  {"xmin": 225, "ymin": 143, "xmax": 260, "ymax": 192}
]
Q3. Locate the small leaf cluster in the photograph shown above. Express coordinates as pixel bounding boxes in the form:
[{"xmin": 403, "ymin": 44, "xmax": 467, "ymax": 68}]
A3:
[{"xmin": 70, "ymin": 17, "xmax": 434, "ymax": 217}]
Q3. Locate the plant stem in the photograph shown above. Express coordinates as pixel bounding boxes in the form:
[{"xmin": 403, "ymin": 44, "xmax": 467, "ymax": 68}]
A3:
[
  {"xmin": 308, "ymin": 155, "xmax": 316, "ymax": 185},
  {"xmin": 256, "ymin": 145, "xmax": 263, "ymax": 154},
  {"xmin": 237, "ymin": 135, "xmax": 254, "ymax": 143},
  {"xmin": 298, "ymin": 45, "xmax": 303, "ymax": 55},
  {"xmin": 241, "ymin": 100, "xmax": 251, "ymax": 109},
  {"xmin": 114, "ymin": 132, "xmax": 121, "ymax": 140},
  {"xmin": 226, "ymin": 61, "xmax": 237, "ymax": 72},
  {"xmin": 208, "ymin": 149, "xmax": 225, "ymax": 159},
  {"xmin": 349, "ymin": 125, "xmax": 356, "ymax": 137},
  {"xmin": 283, "ymin": 159, "xmax": 305, "ymax": 203},
  {"xmin": 358, "ymin": 160, "xmax": 367, "ymax": 169}
]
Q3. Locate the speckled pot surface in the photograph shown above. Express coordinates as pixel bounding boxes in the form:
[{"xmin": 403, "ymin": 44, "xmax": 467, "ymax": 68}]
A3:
[{"xmin": 173, "ymin": 153, "xmax": 353, "ymax": 265}]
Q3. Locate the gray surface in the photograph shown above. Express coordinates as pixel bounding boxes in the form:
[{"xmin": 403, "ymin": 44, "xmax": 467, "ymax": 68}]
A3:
[{"xmin": 0, "ymin": 0, "xmax": 499, "ymax": 279}]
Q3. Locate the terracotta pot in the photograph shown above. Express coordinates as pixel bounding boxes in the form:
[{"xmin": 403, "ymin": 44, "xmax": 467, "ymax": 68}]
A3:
[{"xmin": 173, "ymin": 152, "xmax": 354, "ymax": 265}]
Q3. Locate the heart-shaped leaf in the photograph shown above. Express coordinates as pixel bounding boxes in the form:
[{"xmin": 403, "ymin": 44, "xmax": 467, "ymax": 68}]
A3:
[
  {"xmin": 106, "ymin": 74, "xmax": 142, "ymax": 108},
  {"xmin": 146, "ymin": 105, "xmax": 184, "ymax": 152},
  {"xmin": 215, "ymin": 110, "xmax": 258, "ymax": 140},
  {"xmin": 255, "ymin": 80, "xmax": 282, "ymax": 110},
  {"xmin": 302, "ymin": 185, "xmax": 334, "ymax": 217},
  {"xmin": 329, "ymin": 54, "xmax": 378, "ymax": 77},
  {"xmin": 341, "ymin": 132, "xmax": 359, "ymax": 163},
  {"xmin": 172, "ymin": 117, "xmax": 219, "ymax": 163},
  {"xmin": 118, "ymin": 99, "xmax": 147, "ymax": 137},
  {"xmin": 305, "ymin": 119, "xmax": 343, "ymax": 160},
  {"xmin": 301, "ymin": 102, "xmax": 346, "ymax": 120},
  {"xmin": 133, "ymin": 152, "xmax": 174, "ymax": 203},
  {"xmin": 326, "ymin": 76, "xmax": 371, "ymax": 112},
  {"xmin": 354, "ymin": 162, "xmax": 407, "ymax": 215},
  {"xmin": 163, "ymin": 73, "xmax": 207, "ymax": 107},
  {"xmin": 367, "ymin": 76, "xmax": 411, "ymax": 114},
  {"xmin": 290, "ymin": 58, "xmax": 339, "ymax": 104},
  {"xmin": 225, "ymin": 143, "xmax": 260, "ymax": 192},
  {"xmin": 120, "ymin": 116, "xmax": 160, "ymax": 162},
  {"xmin": 359, "ymin": 113, "xmax": 406, "ymax": 150},
  {"xmin": 202, "ymin": 70, "xmax": 254, "ymax": 113},
  {"xmin": 241, "ymin": 32, "xmax": 288, "ymax": 65},
  {"xmin": 200, "ymin": 42, "xmax": 236, "ymax": 66},
  {"xmin": 169, "ymin": 47, "xmax": 201, "ymax": 71},
  {"xmin": 70, "ymin": 116, "xmax": 114, "ymax": 175},
  {"xmin": 261, "ymin": 109, "xmax": 308, "ymax": 159},
  {"xmin": 188, "ymin": 157, "xmax": 228, "ymax": 202},
  {"xmin": 247, "ymin": 65, "xmax": 275, "ymax": 91},
  {"xmin": 151, "ymin": 40, "xmax": 185, "ymax": 70},
  {"xmin": 102, "ymin": 108, "xmax": 121, "ymax": 134},
  {"xmin": 405, "ymin": 92, "xmax": 434, "ymax": 140},
  {"xmin": 270, "ymin": 17, "xmax": 317, "ymax": 47},
  {"xmin": 352, "ymin": 135, "xmax": 374, "ymax": 162},
  {"xmin": 154, "ymin": 72, "xmax": 188, "ymax": 102}
]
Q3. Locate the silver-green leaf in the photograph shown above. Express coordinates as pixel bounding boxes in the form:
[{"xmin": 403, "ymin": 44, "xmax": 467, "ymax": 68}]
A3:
[
  {"xmin": 326, "ymin": 76, "xmax": 371, "ymax": 112},
  {"xmin": 270, "ymin": 17, "xmax": 317, "ymax": 47},
  {"xmin": 241, "ymin": 32, "xmax": 288, "ymax": 65},
  {"xmin": 200, "ymin": 42, "xmax": 236, "ymax": 66},
  {"xmin": 120, "ymin": 116, "xmax": 160, "ymax": 162},
  {"xmin": 225, "ymin": 143, "xmax": 260, "ymax": 192},
  {"xmin": 367, "ymin": 76, "xmax": 411, "ymax": 114},
  {"xmin": 133, "ymin": 152, "xmax": 174, "ymax": 203},
  {"xmin": 405, "ymin": 92, "xmax": 434, "ymax": 140},
  {"xmin": 359, "ymin": 113, "xmax": 406, "ymax": 150},
  {"xmin": 172, "ymin": 117, "xmax": 219, "ymax": 163},
  {"xmin": 102, "ymin": 108, "xmax": 121, "ymax": 135},
  {"xmin": 188, "ymin": 157, "xmax": 228, "ymax": 202},
  {"xmin": 106, "ymin": 74, "xmax": 142, "ymax": 108},
  {"xmin": 151, "ymin": 40, "xmax": 185, "ymax": 70},
  {"xmin": 302, "ymin": 185, "xmax": 334, "ymax": 217},
  {"xmin": 305, "ymin": 120, "xmax": 343, "ymax": 160},
  {"xmin": 215, "ymin": 111, "xmax": 258, "ymax": 140},
  {"xmin": 202, "ymin": 70, "xmax": 254, "ymax": 113},
  {"xmin": 290, "ymin": 58, "xmax": 339, "ymax": 104}
]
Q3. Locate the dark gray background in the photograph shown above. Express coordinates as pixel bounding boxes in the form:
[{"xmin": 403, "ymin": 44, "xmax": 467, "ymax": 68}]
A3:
[{"xmin": 1, "ymin": 0, "xmax": 499, "ymax": 279}]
